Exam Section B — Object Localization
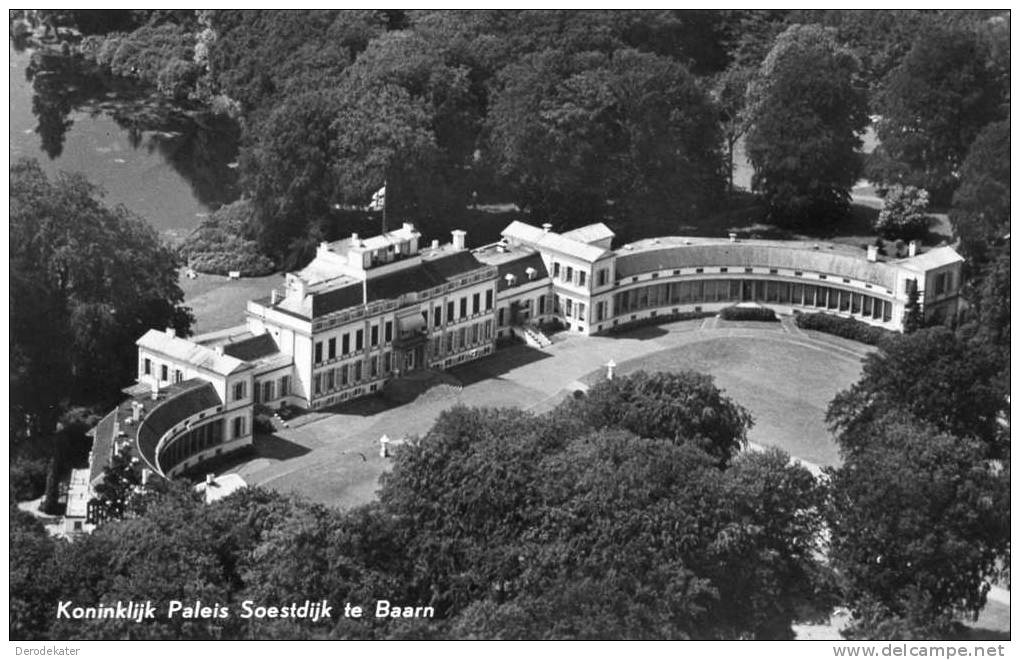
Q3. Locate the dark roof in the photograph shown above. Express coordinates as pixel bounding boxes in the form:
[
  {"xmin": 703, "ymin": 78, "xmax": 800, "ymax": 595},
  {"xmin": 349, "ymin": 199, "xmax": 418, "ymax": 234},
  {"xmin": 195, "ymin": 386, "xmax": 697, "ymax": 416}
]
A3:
[
  {"xmin": 88, "ymin": 409, "xmax": 118, "ymax": 485},
  {"xmin": 312, "ymin": 251, "xmax": 489, "ymax": 317},
  {"xmin": 496, "ymin": 252, "xmax": 549, "ymax": 291},
  {"xmin": 221, "ymin": 333, "xmax": 280, "ymax": 361},
  {"xmin": 136, "ymin": 380, "xmax": 222, "ymax": 474},
  {"xmin": 311, "ymin": 283, "xmax": 364, "ymax": 317}
]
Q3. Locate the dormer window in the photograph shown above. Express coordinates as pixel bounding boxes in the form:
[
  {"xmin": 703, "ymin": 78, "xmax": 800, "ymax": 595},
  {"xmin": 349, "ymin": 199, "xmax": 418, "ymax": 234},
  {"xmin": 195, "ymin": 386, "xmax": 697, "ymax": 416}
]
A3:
[
  {"xmin": 505, "ymin": 273, "xmax": 517, "ymax": 287},
  {"xmin": 525, "ymin": 267, "xmax": 536, "ymax": 280}
]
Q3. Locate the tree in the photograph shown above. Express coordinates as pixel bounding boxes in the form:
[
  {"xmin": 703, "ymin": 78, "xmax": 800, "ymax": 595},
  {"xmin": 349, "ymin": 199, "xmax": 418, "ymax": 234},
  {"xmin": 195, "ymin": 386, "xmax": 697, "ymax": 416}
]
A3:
[
  {"xmin": 90, "ymin": 445, "xmax": 143, "ymax": 522},
  {"xmin": 949, "ymin": 120, "xmax": 1009, "ymax": 267},
  {"xmin": 489, "ymin": 48, "xmax": 724, "ymax": 228},
  {"xmin": 874, "ymin": 185, "xmax": 930, "ymax": 241},
  {"xmin": 826, "ymin": 327, "xmax": 1006, "ymax": 457},
  {"xmin": 901, "ymin": 279, "xmax": 924, "ymax": 334},
  {"xmin": 556, "ymin": 370, "xmax": 753, "ymax": 466},
  {"xmin": 871, "ymin": 24, "xmax": 1008, "ymax": 205},
  {"xmin": 744, "ymin": 24, "xmax": 868, "ymax": 228},
  {"xmin": 10, "ymin": 159, "xmax": 193, "ymax": 443},
  {"xmin": 10, "ymin": 506, "xmax": 61, "ymax": 640},
  {"xmin": 826, "ymin": 414, "xmax": 1009, "ymax": 637}
]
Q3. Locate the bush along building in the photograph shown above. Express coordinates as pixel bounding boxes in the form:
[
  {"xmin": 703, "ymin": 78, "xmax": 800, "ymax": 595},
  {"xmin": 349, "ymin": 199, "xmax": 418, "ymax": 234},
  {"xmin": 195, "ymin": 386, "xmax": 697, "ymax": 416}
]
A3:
[{"xmin": 83, "ymin": 221, "xmax": 963, "ymax": 505}]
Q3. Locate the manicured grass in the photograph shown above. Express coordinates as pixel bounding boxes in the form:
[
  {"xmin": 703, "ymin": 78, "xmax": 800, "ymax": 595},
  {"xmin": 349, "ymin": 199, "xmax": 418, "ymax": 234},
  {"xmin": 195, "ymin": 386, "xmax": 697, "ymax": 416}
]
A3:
[
  {"xmin": 585, "ymin": 335, "xmax": 864, "ymax": 466},
  {"xmin": 179, "ymin": 269, "xmax": 283, "ymax": 334}
]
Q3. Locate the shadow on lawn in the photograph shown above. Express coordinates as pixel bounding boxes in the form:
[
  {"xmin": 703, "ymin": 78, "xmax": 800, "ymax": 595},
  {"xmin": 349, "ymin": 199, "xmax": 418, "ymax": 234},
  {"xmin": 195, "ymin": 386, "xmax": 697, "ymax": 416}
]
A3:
[{"xmin": 447, "ymin": 344, "xmax": 552, "ymax": 386}]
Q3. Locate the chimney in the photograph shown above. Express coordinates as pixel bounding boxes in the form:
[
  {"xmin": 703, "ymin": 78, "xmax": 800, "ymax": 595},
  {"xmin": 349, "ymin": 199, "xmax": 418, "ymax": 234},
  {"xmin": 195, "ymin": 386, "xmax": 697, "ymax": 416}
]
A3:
[
  {"xmin": 542, "ymin": 223, "xmax": 553, "ymax": 234},
  {"xmin": 205, "ymin": 473, "xmax": 215, "ymax": 486},
  {"xmin": 270, "ymin": 289, "xmax": 279, "ymax": 305},
  {"xmin": 728, "ymin": 232, "xmax": 737, "ymax": 243},
  {"xmin": 132, "ymin": 401, "xmax": 142, "ymax": 422},
  {"xmin": 431, "ymin": 239, "xmax": 439, "ymax": 250},
  {"xmin": 350, "ymin": 232, "xmax": 361, "ymax": 247},
  {"xmin": 867, "ymin": 245, "xmax": 878, "ymax": 262},
  {"xmin": 214, "ymin": 345, "xmax": 224, "ymax": 356},
  {"xmin": 165, "ymin": 327, "xmax": 176, "ymax": 338},
  {"xmin": 402, "ymin": 222, "xmax": 415, "ymax": 232},
  {"xmin": 908, "ymin": 240, "xmax": 918, "ymax": 257},
  {"xmin": 452, "ymin": 230, "xmax": 466, "ymax": 250}
]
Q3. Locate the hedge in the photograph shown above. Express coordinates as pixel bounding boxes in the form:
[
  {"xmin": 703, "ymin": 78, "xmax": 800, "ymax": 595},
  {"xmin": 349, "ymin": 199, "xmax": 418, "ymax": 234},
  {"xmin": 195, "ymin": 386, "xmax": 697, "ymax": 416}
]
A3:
[
  {"xmin": 794, "ymin": 312, "xmax": 896, "ymax": 346},
  {"xmin": 606, "ymin": 310, "xmax": 715, "ymax": 335},
  {"xmin": 718, "ymin": 306, "xmax": 778, "ymax": 322}
]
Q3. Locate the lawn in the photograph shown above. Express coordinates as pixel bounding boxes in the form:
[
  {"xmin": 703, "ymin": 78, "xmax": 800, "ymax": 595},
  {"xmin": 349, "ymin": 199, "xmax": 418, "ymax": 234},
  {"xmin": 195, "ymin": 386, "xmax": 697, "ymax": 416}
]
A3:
[
  {"xmin": 179, "ymin": 269, "xmax": 283, "ymax": 334},
  {"xmin": 583, "ymin": 334, "xmax": 864, "ymax": 466}
]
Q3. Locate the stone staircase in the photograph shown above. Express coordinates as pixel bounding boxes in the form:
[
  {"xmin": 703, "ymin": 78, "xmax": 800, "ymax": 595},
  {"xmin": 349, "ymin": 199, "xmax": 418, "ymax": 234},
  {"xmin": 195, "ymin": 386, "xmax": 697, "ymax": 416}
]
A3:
[{"xmin": 515, "ymin": 324, "xmax": 552, "ymax": 349}]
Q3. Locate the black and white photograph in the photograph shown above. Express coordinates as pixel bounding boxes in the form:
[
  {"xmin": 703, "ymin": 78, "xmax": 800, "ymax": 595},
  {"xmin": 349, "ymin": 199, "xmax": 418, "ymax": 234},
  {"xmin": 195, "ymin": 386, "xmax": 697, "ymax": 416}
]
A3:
[{"xmin": 8, "ymin": 8, "xmax": 1012, "ymax": 651}]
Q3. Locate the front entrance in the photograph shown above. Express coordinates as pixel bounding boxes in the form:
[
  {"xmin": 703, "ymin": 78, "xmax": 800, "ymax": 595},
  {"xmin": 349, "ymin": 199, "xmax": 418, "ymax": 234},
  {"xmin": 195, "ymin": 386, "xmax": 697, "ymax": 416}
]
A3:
[{"xmin": 402, "ymin": 345, "xmax": 425, "ymax": 372}]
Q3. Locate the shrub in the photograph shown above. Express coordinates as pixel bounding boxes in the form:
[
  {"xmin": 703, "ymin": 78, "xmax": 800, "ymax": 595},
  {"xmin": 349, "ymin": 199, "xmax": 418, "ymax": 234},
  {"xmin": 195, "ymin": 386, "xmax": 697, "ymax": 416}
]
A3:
[
  {"xmin": 718, "ymin": 306, "xmax": 778, "ymax": 322},
  {"xmin": 794, "ymin": 312, "xmax": 897, "ymax": 346},
  {"xmin": 10, "ymin": 458, "xmax": 50, "ymax": 502},
  {"xmin": 606, "ymin": 310, "xmax": 715, "ymax": 335},
  {"xmin": 874, "ymin": 185, "xmax": 931, "ymax": 240},
  {"xmin": 181, "ymin": 200, "xmax": 276, "ymax": 276}
]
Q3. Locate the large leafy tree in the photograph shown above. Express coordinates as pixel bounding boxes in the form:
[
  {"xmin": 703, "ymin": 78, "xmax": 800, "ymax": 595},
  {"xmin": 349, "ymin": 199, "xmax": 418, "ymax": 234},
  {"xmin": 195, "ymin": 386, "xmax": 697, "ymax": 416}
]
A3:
[
  {"xmin": 10, "ymin": 159, "xmax": 193, "ymax": 441},
  {"xmin": 826, "ymin": 327, "xmax": 1006, "ymax": 458},
  {"xmin": 489, "ymin": 48, "xmax": 723, "ymax": 228},
  {"xmin": 871, "ymin": 23, "xmax": 1008, "ymax": 206},
  {"xmin": 744, "ymin": 24, "xmax": 868, "ymax": 228},
  {"xmin": 826, "ymin": 414, "xmax": 1009, "ymax": 639},
  {"xmin": 949, "ymin": 120, "xmax": 1009, "ymax": 267},
  {"xmin": 557, "ymin": 370, "xmax": 753, "ymax": 466}
]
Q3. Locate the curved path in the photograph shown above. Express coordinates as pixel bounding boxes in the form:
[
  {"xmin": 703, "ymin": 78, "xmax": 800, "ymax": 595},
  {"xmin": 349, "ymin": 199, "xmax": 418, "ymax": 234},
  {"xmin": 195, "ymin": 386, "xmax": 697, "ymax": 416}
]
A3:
[{"xmin": 226, "ymin": 316, "xmax": 872, "ymax": 508}]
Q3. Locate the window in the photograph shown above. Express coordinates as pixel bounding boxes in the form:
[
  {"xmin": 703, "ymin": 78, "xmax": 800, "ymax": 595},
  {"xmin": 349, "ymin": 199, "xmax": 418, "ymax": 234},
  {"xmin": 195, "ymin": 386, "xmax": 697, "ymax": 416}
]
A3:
[
  {"xmin": 498, "ymin": 308, "xmax": 507, "ymax": 326},
  {"xmin": 314, "ymin": 342, "xmax": 323, "ymax": 364},
  {"xmin": 383, "ymin": 352, "xmax": 391, "ymax": 373},
  {"xmin": 161, "ymin": 364, "xmax": 169, "ymax": 381},
  {"xmin": 460, "ymin": 297, "xmax": 468, "ymax": 318},
  {"xmin": 744, "ymin": 267, "xmax": 753, "ymax": 274},
  {"xmin": 354, "ymin": 361, "xmax": 362, "ymax": 381},
  {"xmin": 340, "ymin": 365, "xmax": 348, "ymax": 386},
  {"xmin": 471, "ymin": 323, "xmax": 480, "ymax": 344},
  {"xmin": 538, "ymin": 295, "xmax": 546, "ymax": 316},
  {"xmin": 327, "ymin": 369, "xmax": 335, "ymax": 390},
  {"xmin": 369, "ymin": 356, "xmax": 378, "ymax": 378},
  {"xmin": 342, "ymin": 333, "xmax": 350, "ymax": 355},
  {"xmin": 328, "ymin": 338, "xmax": 336, "ymax": 360},
  {"xmin": 280, "ymin": 376, "xmax": 290, "ymax": 397},
  {"xmin": 597, "ymin": 269, "xmax": 607, "ymax": 287},
  {"xmin": 795, "ymin": 271, "xmax": 803, "ymax": 277},
  {"xmin": 446, "ymin": 332, "xmax": 454, "ymax": 353},
  {"xmin": 458, "ymin": 327, "xmax": 466, "ymax": 349},
  {"xmin": 485, "ymin": 290, "xmax": 493, "ymax": 310},
  {"xmin": 433, "ymin": 307, "xmax": 442, "ymax": 327},
  {"xmin": 483, "ymin": 320, "xmax": 493, "ymax": 340},
  {"xmin": 472, "ymin": 293, "xmax": 480, "ymax": 314},
  {"xmin": 553, "ymin": 262, "xmax": 561, "ymax": 278},
  {"xmin": 385, "ymin": 321, "xmax": 393, "ymax": 342},
  {"xmin": 232, "ymin": 417, "xmax": 245, "ymax": 439},
  {"xmin": 356, "ymin": 329, "xmax": 364, "ymax": 350},
  {"xmin": 596, "ymin": 301, "xmax": 605, "ymax": 322},
  {"xmin": 565, "ymin": 299, "xmax": 574, "ymax": 317},
  {"xmin": 566, "ymin": 266, "xmax": 573, "ymax": 282},
  {"xmin": 447, "ymin": 301, "xmax": 455, "ymax": 324},
  {"xmin": 719, "ymin": 267, "xmax": 728, "ymax": 273},
  {"xmin": 233, "ymin": 381, "xmax": 245, "ymax": 401},
  {"xmin": 770, "ymin": 268, "xmax": 779, "ymax": 275},
  {"xmin": 935, "ymin": 273, "xmax": 947, "ymax": 295},
  {"xmin": 578, "ymin": 303, "xmax": 586, "ymax": 321},
  {"xmin": 314, "ymin": 374, "xmax": 322, "ymax": 395},
  {"xmin": 695, "ymin": 268, "xmax": 704, "ymax": 274},
  {"xmin": 143, "ymin": 358, "xmax": 151, "ymax": 375},
  {"xmin": 371, "ymin": 325, "xmax": 379, "ymax": 347},
  {"xmin": 579, "ymin": 271, "xmax": 586, "ymax": 287}
]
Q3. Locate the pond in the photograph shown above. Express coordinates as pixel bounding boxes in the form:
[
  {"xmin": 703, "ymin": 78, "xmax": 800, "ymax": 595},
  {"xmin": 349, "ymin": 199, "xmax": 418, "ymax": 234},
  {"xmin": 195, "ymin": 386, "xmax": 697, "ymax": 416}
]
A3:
[{"xmin": 9, "ymin": 41, "xmax": 241, "ymax": 240}]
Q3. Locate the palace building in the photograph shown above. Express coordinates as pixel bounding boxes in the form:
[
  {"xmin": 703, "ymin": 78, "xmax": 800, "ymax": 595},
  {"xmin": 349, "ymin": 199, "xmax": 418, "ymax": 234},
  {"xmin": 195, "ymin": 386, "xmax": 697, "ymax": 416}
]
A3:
[{"xmin": 83, "ymin": 220, "xmax": 963, "ymax": 502}]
